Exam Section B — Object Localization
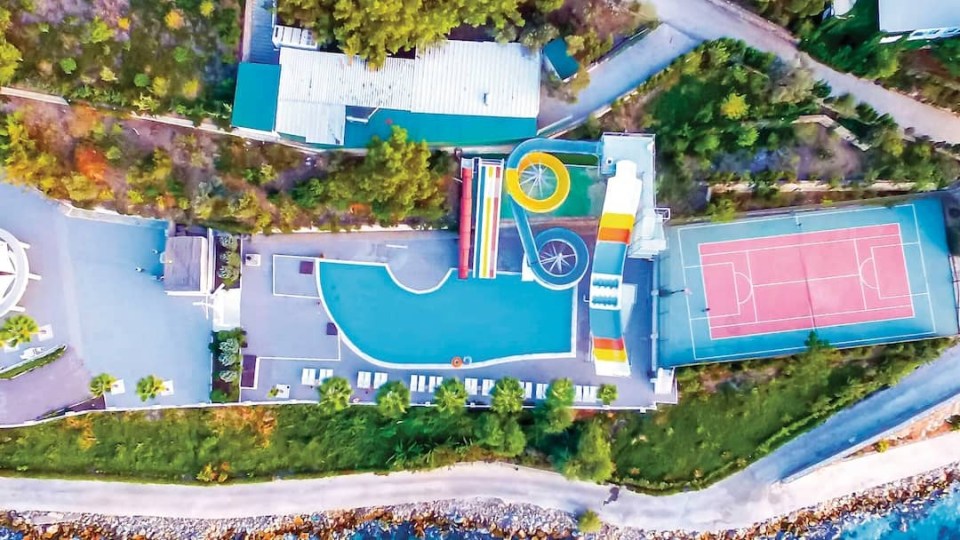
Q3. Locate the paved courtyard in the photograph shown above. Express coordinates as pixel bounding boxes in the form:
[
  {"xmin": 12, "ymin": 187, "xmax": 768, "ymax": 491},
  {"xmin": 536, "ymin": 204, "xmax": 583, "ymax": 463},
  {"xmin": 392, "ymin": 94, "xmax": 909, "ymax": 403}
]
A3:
[{"xmin": 0, "ymin": 184, "xmax": 212, "ymax": 424}]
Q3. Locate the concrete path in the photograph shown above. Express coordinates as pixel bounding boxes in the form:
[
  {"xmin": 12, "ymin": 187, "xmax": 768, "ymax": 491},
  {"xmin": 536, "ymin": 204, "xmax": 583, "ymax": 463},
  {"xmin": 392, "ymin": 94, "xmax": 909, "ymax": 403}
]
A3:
[
  {"xmin": 0, "ymin": 434, "xmax": 957, "ymax": 531},
  {"xmin": 2, "ymin": 343, "xmax": 960, "ymax": 530},
  {"xmin": 537, "ymin": 24, "xmax": 701, "ymax": 131},
  {"xmin": 644, "ymin": 0, "xmax": 960, "ymax": 144}
]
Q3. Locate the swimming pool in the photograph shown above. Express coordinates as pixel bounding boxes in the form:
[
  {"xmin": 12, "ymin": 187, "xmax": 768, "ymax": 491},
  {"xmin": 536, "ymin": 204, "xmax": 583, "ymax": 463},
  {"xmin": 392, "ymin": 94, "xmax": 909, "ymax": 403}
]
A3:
[{"xmin": 317, "ymin": 261, "xmax": 576, "ymax": 367}]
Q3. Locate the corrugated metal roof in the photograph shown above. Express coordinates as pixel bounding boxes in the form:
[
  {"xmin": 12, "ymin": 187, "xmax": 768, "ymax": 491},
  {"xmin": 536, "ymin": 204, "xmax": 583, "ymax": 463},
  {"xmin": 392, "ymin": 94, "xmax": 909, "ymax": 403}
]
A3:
[
  {"xmin": 276, "ymin": 40, "xmax": 540, "ymax": 121},
  {"xmin": 275, "ymin": 101, "xmax": 346, "ymax": 145},
  {"xmin": 278, "ymin": 48, "xmax": 415, "ymax": 109},
  {"xmin": 410, "ymin": 41, "xmax": 541, "ymax": 117},
  {"xmin": 879, "ymin": 0, "xmax": 960, "ymax": 32}
]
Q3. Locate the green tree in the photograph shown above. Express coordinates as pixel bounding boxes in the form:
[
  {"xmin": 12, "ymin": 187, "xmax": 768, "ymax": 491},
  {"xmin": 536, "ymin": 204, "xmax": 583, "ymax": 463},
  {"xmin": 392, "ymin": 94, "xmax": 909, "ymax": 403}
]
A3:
[
  {"xmin": 59, "ymin": 57, "xmax": 78, "ymax": 75},
  {"xmin": 491, "ymin": 377, "xmax": 524, "ymax": 415},
  {"xmin": 577, "ymin": 509, "xmax": 603, "ymax": 533},
  {"xmin": 563, "ymin": 421, "xmax": 614, "ymax": 482},
  {"xmin": 0, "ymin": 314, "xmax": 38, "ymax": 348},
  {"xmin": 706, "ymin": 197, "xmax": 737, "ymax": 222},
  {"xmin": 318, "ymin": 376, "xmax": 353, "ymax": 414},
  {"xmin": 598, "ymin": 384, "xmax": 617, "ymax": 406},
  {"xmin": 434, "ymin": 377, "xmax": 467, "ymax": 415},
  {"xmin": 278, "ymin": 0, "xmax": 528, "ymax": 68},
  {"xmin": 376, "ymin": 380, "xmax": 410, "ymax": 419},
  {"xmin": 135, "ymin": 375, "xmax": 165, "ymax": 402},
  {"xmin": 475, "ymin": 413, "xmax": 526, "ymax": 456},
  {"xmin": 0, "ymin": 8, "xmax": 22, "ymax": 85},
  {"xmin": 720, "ymin": 93, "xmax": 749, "ymax": 120},
  {"xmin": 536, "ymin": 378, "xmax": 575, "ymax": 434},
  {"xmin": 89, "ymin": 373, "xmax": 117, "ymax": 398}
]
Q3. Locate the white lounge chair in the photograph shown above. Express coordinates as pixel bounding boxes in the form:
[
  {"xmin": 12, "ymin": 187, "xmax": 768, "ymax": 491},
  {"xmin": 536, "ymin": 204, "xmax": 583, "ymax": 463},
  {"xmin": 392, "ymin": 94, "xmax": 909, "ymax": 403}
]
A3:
[
  {"xmin": 36, "ymin": 324, "xmax": 53, "ymax": 342},
  {"xmin": 535, "ymin": 383, "xmax": 547, "ymax": 400},
  {"xmin": 301, "ymin": 368, "xmax": 318, "ymax": 386},
  {"xmin": 523, "ymin": 381, "xmax": 533, "ymax": 399},
  {"xmin": 584, "ymin": 385, "xmax": 599, "ymax": 403},
  {"xmin": 574, "ymin": 385, "xmax": 584, "ymax": 403},
  {"xmin": 373, "ymin": 372, "xmax": 388, "ymax": 389},
  {"xmin": 410, "ymin": 374, "xmax": 419, "ymax": 391},
  {"xmin": 317, "ymin": 368, "xmax": 334, "ymax": 384},
  {"xmin": 417, "ymin": 375, "xmax": 427, "ymax": 393},
  {"xmin": 357, "ymin": 371, "xmax": 372, "ymax": 390},
  {"xmin": 109, "ymin": 379, "xmax": 126, "ymax": 395},
  {"xmin": 481, "ymin": 379, "xmax": 494, "ymax": 396},
  {"xmin": 465, "ymin": 378, "xmax": 479, "ymax": 396}
]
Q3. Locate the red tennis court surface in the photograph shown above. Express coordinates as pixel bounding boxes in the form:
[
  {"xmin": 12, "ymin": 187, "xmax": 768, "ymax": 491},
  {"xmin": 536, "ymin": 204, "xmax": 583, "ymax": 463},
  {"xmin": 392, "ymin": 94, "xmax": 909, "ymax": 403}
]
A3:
[{"xmin": 699, "ymin": 224, "xmax": 914, "ymax": 339}]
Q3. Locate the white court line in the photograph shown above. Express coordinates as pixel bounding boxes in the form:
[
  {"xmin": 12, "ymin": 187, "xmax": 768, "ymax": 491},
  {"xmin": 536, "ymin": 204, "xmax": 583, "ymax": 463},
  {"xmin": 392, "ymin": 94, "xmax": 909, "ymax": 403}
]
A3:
[
  {"xmin": 909, "ymin": 204, "xmax": 937, "ymax": 333},
  {"xmin": 676, "ymin": 228, "xmax": 701, "ymax": 361},
  {"xmin": 852, "ymin": 237, "xmax": 868, "ymax": 310},
  {"xmin": 703, "ymin": 312, "xmax": 922, "ymax": 340},
  {"xmin": 743, "ymin": 250, "xmax": 759, "ymax": 324},
  {"xmin": 696, "ymin": 233, "xmax": 907, "ymax": 258},
  {"xmin": 704, "ymin": 301, "xmax": 924, "ymax": 329},
  {"xmin": 688, "ymin": 330, "xmax": 937, "ymax": 362},
  {"xmin": 678, "ymin": 204, "xmax": 912, "ymax": 231},
  {"xmin": 686, "ymin": 239, "xmax": 918, "ymax": 269},
  {"xmin": 700, "ymin": 262, "xmax": 742, "ymax": 318},
  {"xmin": 748, "ymin": 274, "xmax": 861, "ymax": 287}
]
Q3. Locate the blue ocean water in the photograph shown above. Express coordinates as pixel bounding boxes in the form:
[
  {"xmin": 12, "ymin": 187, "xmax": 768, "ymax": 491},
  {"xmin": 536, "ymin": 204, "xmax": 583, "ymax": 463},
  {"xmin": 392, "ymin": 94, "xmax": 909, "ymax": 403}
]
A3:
[{"xmin": 841, "ymin": 487, "xmax": 960, "ymax": 539}]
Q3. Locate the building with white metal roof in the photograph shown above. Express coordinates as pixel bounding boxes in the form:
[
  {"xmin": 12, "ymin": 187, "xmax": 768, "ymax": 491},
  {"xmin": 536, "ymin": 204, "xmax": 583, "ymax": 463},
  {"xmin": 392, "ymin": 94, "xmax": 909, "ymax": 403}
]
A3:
[
  {"xmin": 232, "ymin": 40, "xmax": 542, "ymax": 148},
  {"xmin": 878, "ymin": 0, "xmax": 960, "ymax": 41}
]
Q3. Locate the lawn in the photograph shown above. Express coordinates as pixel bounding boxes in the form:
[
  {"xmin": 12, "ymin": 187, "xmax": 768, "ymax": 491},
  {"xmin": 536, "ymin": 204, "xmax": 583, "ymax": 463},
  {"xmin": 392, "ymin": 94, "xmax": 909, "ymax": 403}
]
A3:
[
  {"xmin": 610, "ymin": 337, "xmax": 953, "ymax": 493},
  {"xmin": 3, "ymin": 0, "xmax": 242, "ymax": 121},
  {"xmin": 0, "ymin": 337, "xmax": 951, "ymax": 492}
]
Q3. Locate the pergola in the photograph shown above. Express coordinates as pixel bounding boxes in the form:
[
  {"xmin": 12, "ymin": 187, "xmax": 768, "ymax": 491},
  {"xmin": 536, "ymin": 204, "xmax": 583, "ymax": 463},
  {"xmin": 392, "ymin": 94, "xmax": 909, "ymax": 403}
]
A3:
[{"xmin": 0, "ymin": 228, "xmax": 32, "ymax": 317}]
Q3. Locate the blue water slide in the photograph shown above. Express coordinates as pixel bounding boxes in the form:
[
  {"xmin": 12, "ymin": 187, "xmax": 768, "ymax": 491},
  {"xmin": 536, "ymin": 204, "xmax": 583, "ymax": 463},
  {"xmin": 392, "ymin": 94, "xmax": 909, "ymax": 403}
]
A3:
[{"xmin": 511, "ymin": 199, "xmax": 589, "ymax": 289}]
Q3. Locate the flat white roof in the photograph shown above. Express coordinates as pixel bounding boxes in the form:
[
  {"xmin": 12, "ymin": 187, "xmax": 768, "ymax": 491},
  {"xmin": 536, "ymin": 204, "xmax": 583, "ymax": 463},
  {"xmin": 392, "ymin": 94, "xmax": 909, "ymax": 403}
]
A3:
[
  {"xmin": 275, "ymin": 40, "xmax": 541, "ymax": 144},
  {"xmin": 879, "ymin": 0, "xmax": 960, "ymax": 32}
]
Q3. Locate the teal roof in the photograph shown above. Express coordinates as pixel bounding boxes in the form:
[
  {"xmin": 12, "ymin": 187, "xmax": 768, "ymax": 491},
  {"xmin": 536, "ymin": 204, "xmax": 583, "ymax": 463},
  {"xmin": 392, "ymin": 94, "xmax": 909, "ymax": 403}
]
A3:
[
  {"xmin": 232, "ymin": 63, "xmax": 281, "ymax": 132},
  {"xmin": 280, "ymin": 108, "xmax": 537, "ymax": 149},
  {"xmin": 543, "ymin": 38, "xmax": 580, "ymax": 80}
]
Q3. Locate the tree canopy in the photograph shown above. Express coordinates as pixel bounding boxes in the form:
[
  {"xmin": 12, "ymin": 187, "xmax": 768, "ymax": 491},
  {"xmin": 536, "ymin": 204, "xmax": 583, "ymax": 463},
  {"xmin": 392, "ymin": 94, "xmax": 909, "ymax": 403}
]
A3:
[
  {"xmin": 318, "ymin": 376, "xmax": 353, "ymax": 414},
  {"xmin": 0, "ymin": 314, "xmax": 38, "ymax": 348},
  {"xmin": 434, "ymin": 378, "xmax": 467, "ymax": 415},
  {"xmin": 278, "ymin": 0, "xmax": 527, "ymax": 67},
  {"xmin": 376, "ymin": 381, "xmax": 411, "ymax": 419},
  {"xmin": 490, "ymin": 377, "xmax": 524, "ymax": 415}
]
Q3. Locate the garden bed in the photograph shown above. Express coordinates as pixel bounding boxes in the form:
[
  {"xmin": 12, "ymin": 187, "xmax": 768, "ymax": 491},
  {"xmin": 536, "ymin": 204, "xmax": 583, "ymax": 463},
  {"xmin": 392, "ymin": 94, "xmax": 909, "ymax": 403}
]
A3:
[
  {"xmin": 0, "ymin": 345, "xmax": 67, "ymax": 380},
  {"xmin": 5, "ymin": 0, "xmax": 242, "ymax": 121},
  {"xmin": 209, "ymin": 328, "xmax": 246, "ymax": 402}
]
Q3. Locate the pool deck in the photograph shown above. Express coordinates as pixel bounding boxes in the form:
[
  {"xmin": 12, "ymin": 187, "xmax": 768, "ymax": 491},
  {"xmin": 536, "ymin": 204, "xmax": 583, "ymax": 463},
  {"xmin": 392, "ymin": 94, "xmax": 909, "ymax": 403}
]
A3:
[{"xmin": 239, "ymin": 226, "xmax": 667, "ymax": 409}]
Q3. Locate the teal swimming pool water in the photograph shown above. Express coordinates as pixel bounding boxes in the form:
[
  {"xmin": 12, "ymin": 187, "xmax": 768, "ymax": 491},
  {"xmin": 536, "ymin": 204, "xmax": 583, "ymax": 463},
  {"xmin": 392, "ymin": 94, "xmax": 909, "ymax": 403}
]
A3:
[{"xmin": 317, "ymin": 262, "xmax": 575, "ymax": 366}]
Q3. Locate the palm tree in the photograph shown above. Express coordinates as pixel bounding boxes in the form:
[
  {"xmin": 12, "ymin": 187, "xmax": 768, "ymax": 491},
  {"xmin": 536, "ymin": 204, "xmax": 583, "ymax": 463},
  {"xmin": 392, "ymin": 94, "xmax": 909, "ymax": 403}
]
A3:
[
  {"xmin": 491, "ymin": 377, "xmax": 524, "ymax": 416},
  {"xmin": 598, "ymin": 383, "xmax": 618, "ymax": 406},
  {"xmin": 376, "ymin": 381, "xmax": 410, "ymax": 419},
  {"xmin": 434, "ymin": 378, "xmax": 467, "ymax": 415},
  {"xmin": 89, "ymin": 373, "xmax": 117, "ymax": 398},
  {"xmin": 546, "ymin": 378, "xmax": 574, "ymax": 408},
  {"xmin": 136, "ymin": 375, "xmax": 165, "ymax": 402},
  {"xmin": 0, "ymin": 314, "xmax": 39, "ymax": 348},
  {"xmin": 318, "ymin": 376, "xmax": 353, "ymax": 414}
]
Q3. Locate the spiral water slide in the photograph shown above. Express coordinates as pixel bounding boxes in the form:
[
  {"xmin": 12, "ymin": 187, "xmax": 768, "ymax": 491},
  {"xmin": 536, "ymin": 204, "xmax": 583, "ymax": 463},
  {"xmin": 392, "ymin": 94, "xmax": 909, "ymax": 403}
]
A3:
[{"xmin": 503, "ymin": 139, "xmax": 599, "ymax": 290}]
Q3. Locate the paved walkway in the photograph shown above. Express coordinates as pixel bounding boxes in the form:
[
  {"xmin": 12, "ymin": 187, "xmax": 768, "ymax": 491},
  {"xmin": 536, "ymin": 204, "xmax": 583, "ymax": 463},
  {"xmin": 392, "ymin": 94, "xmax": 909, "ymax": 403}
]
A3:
[
  {"xmin": 2, "ymin": 343, "xmax": 959, "ymax": 529},
  {"xmin": 644, "ymin": 0, "xmax": 960, "ymax": 144},
  {"xmin": 537, "ymin": 24, "xmax": 701, "ymax": 131},
  {"xmin": 0, "ymin": 434, "xmax": 957, "ymax": 531}
]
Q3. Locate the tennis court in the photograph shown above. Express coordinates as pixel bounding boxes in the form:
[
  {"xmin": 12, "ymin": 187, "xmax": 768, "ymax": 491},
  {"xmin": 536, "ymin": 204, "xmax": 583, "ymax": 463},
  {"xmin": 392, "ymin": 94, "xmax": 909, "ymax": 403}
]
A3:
[{"xmin": 659, "ymin": 199, "xmax": 959, "ymax": 366}]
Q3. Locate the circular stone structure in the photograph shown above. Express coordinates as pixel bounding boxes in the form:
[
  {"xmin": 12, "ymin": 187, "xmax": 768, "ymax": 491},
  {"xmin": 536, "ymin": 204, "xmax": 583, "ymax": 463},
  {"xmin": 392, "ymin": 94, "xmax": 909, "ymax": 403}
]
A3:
[{"xmin": 0, "ymin": 228, "xmax": 30, "ymax": 317}]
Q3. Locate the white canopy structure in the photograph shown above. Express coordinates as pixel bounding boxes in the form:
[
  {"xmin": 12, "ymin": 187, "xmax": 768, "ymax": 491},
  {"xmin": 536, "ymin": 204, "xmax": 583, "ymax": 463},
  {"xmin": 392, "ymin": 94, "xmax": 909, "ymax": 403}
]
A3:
[{"xmin": 0, "ymin": 229, "xmax": 32, "ymax": 317}]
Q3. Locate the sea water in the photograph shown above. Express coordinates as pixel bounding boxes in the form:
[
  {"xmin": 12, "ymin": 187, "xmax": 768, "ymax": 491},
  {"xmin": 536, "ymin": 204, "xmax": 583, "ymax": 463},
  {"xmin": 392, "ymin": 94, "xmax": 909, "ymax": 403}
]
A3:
[{"xmin": 841, "ymin": 487, "xmax": 960, "ymax": 539}]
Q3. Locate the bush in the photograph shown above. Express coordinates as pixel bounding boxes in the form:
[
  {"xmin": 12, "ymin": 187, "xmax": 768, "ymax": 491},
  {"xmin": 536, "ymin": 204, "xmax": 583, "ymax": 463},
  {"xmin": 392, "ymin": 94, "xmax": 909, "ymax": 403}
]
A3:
[{"xmin": 577, "ymin": 509, "xmax": 603, "ymax": 533}]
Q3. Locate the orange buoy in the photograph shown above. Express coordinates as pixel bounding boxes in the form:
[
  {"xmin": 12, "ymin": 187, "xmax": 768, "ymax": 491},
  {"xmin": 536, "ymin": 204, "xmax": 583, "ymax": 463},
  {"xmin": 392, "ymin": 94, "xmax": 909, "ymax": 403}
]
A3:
[{"xmin": 451, "ymin": 356, "xmax": 463, "ymax": 368}]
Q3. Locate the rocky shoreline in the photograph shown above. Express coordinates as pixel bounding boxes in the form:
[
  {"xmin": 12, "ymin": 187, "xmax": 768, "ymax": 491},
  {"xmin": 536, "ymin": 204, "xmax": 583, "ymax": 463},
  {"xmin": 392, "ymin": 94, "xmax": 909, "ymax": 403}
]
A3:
[{"xmin": 1, "ymin": 463, "xmax": 958, "ymax": 539}]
